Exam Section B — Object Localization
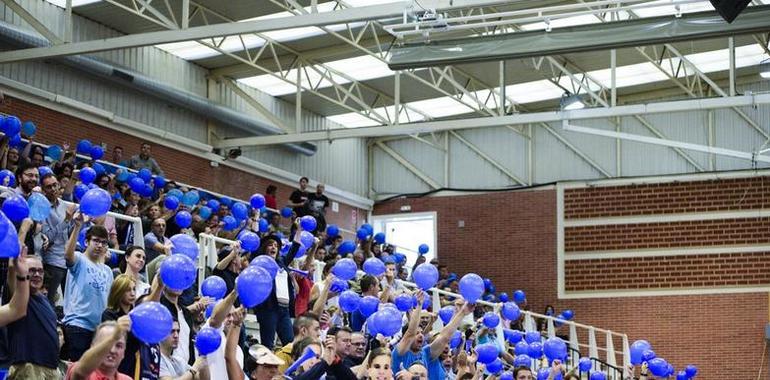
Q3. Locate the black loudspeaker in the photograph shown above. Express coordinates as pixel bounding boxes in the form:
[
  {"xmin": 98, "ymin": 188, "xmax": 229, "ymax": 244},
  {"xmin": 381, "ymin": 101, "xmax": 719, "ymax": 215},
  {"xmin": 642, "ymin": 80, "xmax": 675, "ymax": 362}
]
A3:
[{"xmin": 709, "ymin": 0, "xmax": 752, "ymax": 23}]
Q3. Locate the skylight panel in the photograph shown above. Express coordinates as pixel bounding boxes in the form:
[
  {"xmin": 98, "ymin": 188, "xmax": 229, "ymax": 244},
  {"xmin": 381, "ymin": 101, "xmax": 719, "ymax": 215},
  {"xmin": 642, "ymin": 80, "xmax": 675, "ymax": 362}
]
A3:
[
  {"xmin": 327, "ymin": 112, "xmax": 382, "ymax": 128},
  {"xmin": 631, "ymin": 0, "xmax": 713, "ymax": 18},
  {"xmin": 505, "ymin": 80, "xmax": 565, "ymax": 104},
  {"xmin": 520, "ymin": 14, "xmax": 603, "ymax": 31},
  {"xmin": 325, "ymin": 56, "xmax": 394, "ymax": 82},
  {"xmin": 43, "ymin": 0, "xmax": 100, "ymax": 8},
  {"xmin": 408, "ymin": 97, "xmax": 475, "ymax": 118},
  {"xmin": 154, "ymin": 41, "xmax": 221, "ymax": 61}
]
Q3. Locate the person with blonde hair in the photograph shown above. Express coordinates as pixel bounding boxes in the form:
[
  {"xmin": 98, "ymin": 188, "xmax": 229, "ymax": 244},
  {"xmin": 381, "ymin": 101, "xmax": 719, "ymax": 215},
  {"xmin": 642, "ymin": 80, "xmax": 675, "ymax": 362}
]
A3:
[{"xmin": 102, "ymin": 274, "xmax": 136, "ymax": 320}]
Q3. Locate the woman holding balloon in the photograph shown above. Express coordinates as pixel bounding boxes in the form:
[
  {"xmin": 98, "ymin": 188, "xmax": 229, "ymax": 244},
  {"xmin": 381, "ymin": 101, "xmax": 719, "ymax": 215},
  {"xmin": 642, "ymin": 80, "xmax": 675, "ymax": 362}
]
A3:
[{"xmin": 117, "ymin": 246, "xmax": 150, "ymax": 297}]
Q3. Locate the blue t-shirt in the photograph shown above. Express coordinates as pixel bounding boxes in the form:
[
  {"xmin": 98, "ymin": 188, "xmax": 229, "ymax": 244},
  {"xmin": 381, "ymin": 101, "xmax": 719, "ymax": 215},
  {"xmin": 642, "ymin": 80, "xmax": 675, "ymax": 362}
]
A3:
[
  {"xmin": 392, "ymin": 347, "xmax": 422, "ymax": 374},
  {"xmin": 422, "ymin": 345, "xmax": 445, "ymax": 380},
  {"xmin": 63, "ymin": 251, "xmax": 112, "ymax": 331}
]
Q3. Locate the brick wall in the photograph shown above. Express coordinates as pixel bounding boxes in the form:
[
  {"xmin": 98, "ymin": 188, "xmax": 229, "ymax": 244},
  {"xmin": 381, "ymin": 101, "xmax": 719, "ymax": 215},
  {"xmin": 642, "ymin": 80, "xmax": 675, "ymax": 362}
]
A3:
[
  {"xmin": 374, "ymin": 182, "xmax": 769, "ymax": 380},
  {"xmin": 0, "ymin": 96, "xmax": 367, "ymax": 233}
]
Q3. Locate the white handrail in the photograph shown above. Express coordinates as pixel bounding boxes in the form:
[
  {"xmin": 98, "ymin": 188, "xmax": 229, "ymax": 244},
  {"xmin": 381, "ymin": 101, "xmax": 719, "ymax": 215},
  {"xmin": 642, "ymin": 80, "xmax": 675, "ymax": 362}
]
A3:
[{"xmin": 196, "ymin": 233, "xmax": 629, "ymax": 365}]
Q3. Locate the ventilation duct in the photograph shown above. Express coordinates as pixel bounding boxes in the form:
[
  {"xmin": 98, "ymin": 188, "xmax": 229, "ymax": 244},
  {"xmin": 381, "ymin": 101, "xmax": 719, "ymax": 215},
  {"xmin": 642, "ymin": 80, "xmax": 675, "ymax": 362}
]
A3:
[{"xmin": 0, "ymin": 21, "xmax": 316, "ymax": 156}]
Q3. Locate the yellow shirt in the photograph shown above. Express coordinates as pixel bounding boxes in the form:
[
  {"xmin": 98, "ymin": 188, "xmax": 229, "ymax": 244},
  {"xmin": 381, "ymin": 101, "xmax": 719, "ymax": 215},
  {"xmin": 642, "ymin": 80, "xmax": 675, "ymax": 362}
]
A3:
[{"xmin": 275, "ymin": 343, "xmax": 294, "ymax": 374}]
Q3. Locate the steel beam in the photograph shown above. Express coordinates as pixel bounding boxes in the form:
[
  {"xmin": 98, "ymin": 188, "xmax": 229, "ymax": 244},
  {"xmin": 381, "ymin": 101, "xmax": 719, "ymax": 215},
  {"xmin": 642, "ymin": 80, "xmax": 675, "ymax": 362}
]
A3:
[
  {"xmin": 375, "ymin": 142, "xmax": 441, "ymax": 189},
  {"xmin": 1, "ymin": 0, "xmax": 62, "ymax": 44},
  {"xmin": 0, "ymin": 0, "xmax": 509, "ymax": 63},
  {"xmin": 219, "ymin": 78, "xmax": 292, "ymax": 133},
  {"xmin": 449, "ymin": 130, "xmax": 526, "ymax": 185},
  {"xmin": 212, "ymin": 93, "xmax": 770, "ymax": 147}
]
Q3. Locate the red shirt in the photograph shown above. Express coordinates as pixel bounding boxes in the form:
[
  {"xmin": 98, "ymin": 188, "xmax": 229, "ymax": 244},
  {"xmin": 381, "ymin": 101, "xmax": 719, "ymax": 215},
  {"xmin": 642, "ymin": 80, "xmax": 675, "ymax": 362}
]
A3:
[
  {"xmin": 294, "ymin": 275, "xmax": 313, "ymax": 316},
  {"xmin": 65, "ymin": 363, "xmax": 133, "ymax": 380},
  {"xmin": 265, "ymin": 194, "xmax": 277, "ymax": 210}
]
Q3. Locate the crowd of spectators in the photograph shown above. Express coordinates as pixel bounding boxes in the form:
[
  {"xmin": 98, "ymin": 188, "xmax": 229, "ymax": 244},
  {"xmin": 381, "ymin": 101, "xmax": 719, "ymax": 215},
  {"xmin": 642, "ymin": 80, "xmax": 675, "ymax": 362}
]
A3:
[{"xmin": 0, "ymin": 119, "xmax": 642, "ymax": 380}]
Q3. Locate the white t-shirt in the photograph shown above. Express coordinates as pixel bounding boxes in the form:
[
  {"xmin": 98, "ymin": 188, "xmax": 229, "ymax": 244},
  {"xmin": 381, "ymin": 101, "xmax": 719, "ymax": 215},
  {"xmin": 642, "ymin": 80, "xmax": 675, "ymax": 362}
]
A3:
[
  {"xmin": 160, "ymin": 352, "xmax": 190, "ymax": 377},
  {"xmin": 173, "ymin": 307, "xmax": 191, "ymax": 365},
  {"xmin": 201, "ymin": 322, "xmax": 244, "ymax": 379}
]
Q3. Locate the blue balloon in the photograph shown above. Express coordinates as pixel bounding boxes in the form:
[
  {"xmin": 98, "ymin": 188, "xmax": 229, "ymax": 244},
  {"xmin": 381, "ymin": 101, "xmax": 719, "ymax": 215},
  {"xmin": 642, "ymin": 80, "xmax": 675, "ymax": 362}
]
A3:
[
  {"xmin": 648, "ymin": 358, "xmax": 669, "ymax": 377},
  {"xmin": 201, "ymin": 276, "xmax": 227, "ymax": 300},
  {"xmin": 338, "ymin": 240, "xmax": 356, "ymax": 255},
  {"xmin": 232, "ymin": 202, "xmax": 249, "ymax": 220},
  {"xmin": 514, "ymin": 341, "xmax": 529, "ymax": 356},
  {"xmin": 161, "ymin": 196, "xmax": 178, "ymax": 211},
  {"xmin": 356, "ymin": 227, "xmax": 369, "ymax": 240},
  {"xmin": 0, "ymin": 217, "xmax": 19, "ymax": 258},
  {"xmin": 528, "ymin": 342, "xmax": 543, "ymax": 358},
  {"xmin": 175, "ymin": 211, "xmax": 192, "ymax": 229},
  {"xmin": 373, "ymin": 232, "xmax": 386, "ymax": 244},
  {"xmin": 170, "ymin": 234, "xmax": 198, "ymax": 261},
  {"xmin": 299, "ymin": 215, "xmax": 317, "ymax": 232},
  {"xmin": 73, "ymin": 183, "xmax": 88, "ymax": 201},
  {"xmin": 250, "ymin": 193, "xmax": 265, "ymax": 209},
  {"xmin": 358, "ymin": 295, "xmax": 379, "ymax": 318},
  {"xmin": 299, "ymin": 231, "xmax": 315, "ymax": 249},
  {"xmin": 585, "ymin": 372, "xmax": 605, "ymax": 380},
  {"xmin": 3, "ymin": 116, "xmax": 21, "ymax": 136},
  {"xmin": 2, "ymin": 194, "xmax": 29, "ymax": 222},
  {"xmin": 629, "ymin": 340, "xmax": 652, "ymax": 365},
  {"xmin": 450, "ymin": 331, "xmax": 462, "ymax": 349},
  {"xmin": 90, "ymin": 145, "xmax": 104, "ymax": 160},
  {"xmin": 238, "ymin": 230, "xmax": 261, "ymax": 252},
  {"xmin": 413, "ymin": 263, "xmax": 439, "ymax": 290},
  {"xmin": 250, "ymin": 255, "xmax": 278, "ymax": 279},
  {"xmin": 332, "ymin": 258, "xmax": 357, "ymax": 281},
  {"xmin": 280, "ymin": 207, "xmax": 292, "ymax": 218},
  {"xmin": 676, "ymin": 371, "xmax": 688, "ymax": 380},
  {"xmin": 486, "ymin": 358, "xmax": 503, "ymax": 374},
  {"xmin": 500, "ymin": 372, "xmax": 513, "ymax": 380},
  {"xmin": 222, "ymin": 215, "xmax": 238, "ymax": 231},
  {"xmin": 153, "ymin": 176, "xmax": 166, "ymax": 188},
  {"xmin": 115, "ymin": 168, "xmax": 130, "ymax": 183},
  {"xmin": 76, "ymin": 139, "xmax": 92, "ymax": 154},
  {"xmin": 46, "ymin": 145, "xmax": 62, "ymax": 161},
  {"xmin": 361, "ymin": 223, "xmax": 373, "ymax": 235},
  {"xmin": 513, "ymin": 354, "xmax": 531, "ymax": 368},
  {"xmin": 642, "ymin": 349, "xmax": 656, "ymax": 362},
  {"xmin": 205, "ymin": 302, "xmax": 217, "ymax": 319},
  {"xmin": 198, "ymin": 206, "xmax": 212, "ymax": 220},
  {"xmin": 685, "ymin": 365, "xmax": 698, "ymax": 377},
  {"xmin": 459, "ymin": 273, "xmax": 484, "ymax": 303},
  {"xmin": 394, "ymin": 294, "xmax": 414, "ymax": 312},
  {"xmin": 438, "ymin": 306, "xmax": 454, "ymax": 324},
  {"xmin": 206, "ymin": 199, "xmax": 220, "ymax": 212},
  {"xmin": 167, "ymin": 189, "xmax": 183, "ymax": 200},
  {"xmin": 7, "ymin": 134, "xmax": 21, "ymax": 149},
  {"xmin": 421, "ymin": 295, "xmax": 431, "ymax": 310},
  {"xmin": 182, "ymin": 191, "xmax": 200, "ymax": 207},
  {"xmin": 238, "ymin": 266, "xmax": 273, "ymax": 307},
  {"xmin": 562, "ymin": 309, "xmax": 574, "ymax": 320},
  {"xmin": 329, "ymin": 278, "xmax": 348, "ymax": 293},
  {"xmin": 525, "ymin": 331, "xmax": 541, "ymax": 344},
  {"xmin": 513, "ymin": 290, "xmax": 526, "ymax": 304},
  {"xmin": 0, "ymin": 169, "xmax": 15, "ymax": 187},
  {"xmin": 21, "ymin": 121, "xmax": 35, "ymax": 137},
  {"xmin": 258, "ymin": 218, "xmax": 268, "ymax": 233},
  {"xmin": 579, "ymin": 357, "xmax": 592, "ymax": 372},
  {"xmin": 28, "ymin": 192, "xmax": 51, "ymax": 222},
  {"xmin": 326, "ymin": 224, "xmax": 339, "ymax": 237},
  {"xmin": 129, "ymin": 177, "xmax": 145, "ymax": 193},
  {"xmin": 543, "ymin": 337, "xmax": 567, "ymax": 361},
  {"xmin": 129, "ymin": 301, "xmax": 173, "ymax": 344},
  {"xmin": 195, "ymin": 326, "xmax": 222, "ymax": 356},
  {"xmin": 504, "ymin": 329, "xmax": 523, "ymax": 344},
  {"xmin": 138, "ymin": 168, "xmax": 152, "ymax": 182},
  {"xmin": 498, "ymin": 292, "xmax": 509, "ymax": 302},
  {"xmin": 219, "ymin": 197, "xmax": 232, "ymax": 207},
  {"xmin": 483, "ymin": 312, "xmax": 500, "ymax": 328},
  {"xmin": 363, "ymin": 257, "xmax": 386, "ymax": 277},
  {"xmin": 92, "ymin": 163, "xmax": 105, "ymax": 175},
  {"xmin": 537, "ymin": 368, "xmax": 550, "ymax": 380},
  {"xmin": 418, "ymin": 244, "xmax": 429, "ymax": 255},
  {"xmin": 79, "ymin": 167, "xmax": 96, "ymax": 185},
  {"xmin": 501, "ymin": 302, "xmax": 521, "ymax": 321},
  {"xmin": 140, "ymin": 184, "xmax": 153, "ymax": 198},
  {"xmin": 339, "ymin": 290, "xmax": 361, "ymax": 313},
  {"xmin": 476, "ymin": 343, "xmax": 498, "ymax": 364},
  {"xmin": 160, "ymin": 254, "xmax": 197, "ymax": 291}
]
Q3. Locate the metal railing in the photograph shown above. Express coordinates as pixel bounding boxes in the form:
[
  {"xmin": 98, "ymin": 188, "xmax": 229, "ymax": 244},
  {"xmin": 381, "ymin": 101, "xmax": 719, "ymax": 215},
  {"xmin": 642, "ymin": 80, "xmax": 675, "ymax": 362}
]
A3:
[{"xmin": 197, "ymin": 233, "xmax": 630, "ymax": 374}]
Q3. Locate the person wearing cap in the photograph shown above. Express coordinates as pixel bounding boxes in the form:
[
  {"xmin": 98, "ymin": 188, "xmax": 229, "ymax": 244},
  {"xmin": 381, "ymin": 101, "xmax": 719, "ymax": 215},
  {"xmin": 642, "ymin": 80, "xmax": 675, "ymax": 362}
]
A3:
[
  {"xmin": 246, "ymin": 345, "xmax": 284, "ymax": 380},
  {"xmin": 253, "ymin": 222, "xmax": 306, "ymax": 350},
  {"xmin": 159, "ymin": 320, "xmax": 209, "ymax": 380}
]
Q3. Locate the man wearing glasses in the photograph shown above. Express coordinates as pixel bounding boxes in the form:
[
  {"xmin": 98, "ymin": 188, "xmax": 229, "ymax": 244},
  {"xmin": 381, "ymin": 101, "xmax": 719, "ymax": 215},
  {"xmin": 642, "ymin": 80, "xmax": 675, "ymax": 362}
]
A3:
[
  {"xmin": 61, "ymin": 212, "xmax": 113, "ymax": 362},
  {"xmin": 40, "ymin": 173, "xmax": 77, "ymax": 306}
]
